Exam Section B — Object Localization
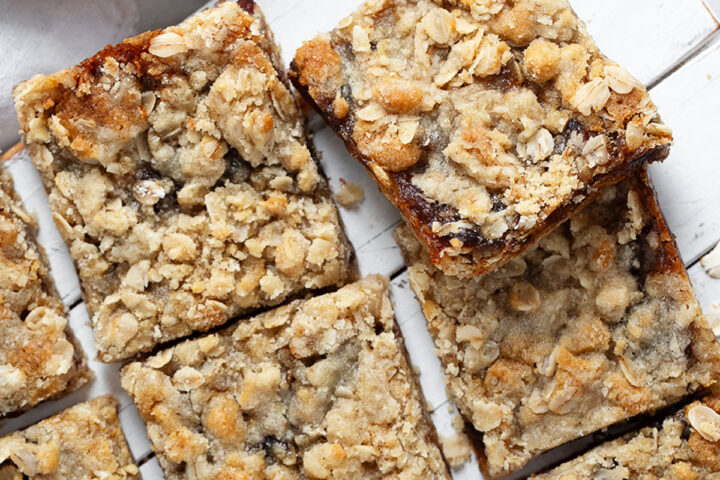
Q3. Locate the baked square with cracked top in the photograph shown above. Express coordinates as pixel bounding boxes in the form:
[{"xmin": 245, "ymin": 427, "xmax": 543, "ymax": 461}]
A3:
[
  {"xmin": 395, "ymin": 169, "xmax": 720, "ymax": 478},
  {"xmin": 121, "ymin": 276, "xmax": 451, "ymax": 480},
  {"xmin": 13, "ymin": 0, "xmax": 354, "ymax": 362},
  {"xmin": 291, "ymin": 0, "xmax": 672, "ymax": 277},
  {"xmin": 0, "ymin": 395, "xmax": 139, "ymax": 479},
  {"xmin": 534, "ymin": 386, "xmax": 720, "ymax": 479},
  {"xmin": 0, "ymin": 163, "xmax": 91, "ymax": 417}
]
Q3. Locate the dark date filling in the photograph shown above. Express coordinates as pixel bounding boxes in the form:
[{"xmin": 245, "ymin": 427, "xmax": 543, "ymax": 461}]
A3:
[
  {"xmin": 289, "ymin": 37, "xmax": 670, "ymax": 273},
  {"xmin": 385, "ymin": 116, "xmax": 597, "ymax": 253},
  {"xmin": 237, "ymin": 0, "xmax": 255, "ymax": 13}
]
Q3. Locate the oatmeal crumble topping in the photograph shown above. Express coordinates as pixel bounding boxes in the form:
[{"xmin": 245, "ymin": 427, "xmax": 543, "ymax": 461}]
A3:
[
  {"xmin": 122, "ymin": 276, "xmax": 450, "ymax": 480},
  {"xmin": 292, "ymin": 0, "xmax": 672, "ymax": 277},
  {"xmin": 440, "ymin": 432, "xmax": 473, "ymax": 468},
  {"xmin": 534, "ymin": 387, "xmax": 720, "ymax": 479},
  {"xmin": 396, "ymin": 170, "xmax": 720, "ymax": 478},
  {"xmin": 0, "ymin": 396, "xmax": 139, "ymax": 479},
  {"xmin": 334, "ymin": 179, "xmax": 365, "ymax": 208},
  {"xmin": 0, "ymin": 164, "xmax": 91, "ymax": 417},
  {"xmin": 13, "ymin": 1, "xmax": 353, "ymax": 362}
]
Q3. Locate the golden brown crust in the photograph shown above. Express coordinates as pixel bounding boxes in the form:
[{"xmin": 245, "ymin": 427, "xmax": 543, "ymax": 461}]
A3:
[
  {"xmin": 534, "ymin": 387, "xmax": 720, "ymax": 479},
  {"xmin": 13, "ymin": 2, "xmax": 354, "ymax": 362},
  {"xmin": 0, "ymin": 396, "xmax": 139, "ymax": 479},
  {"xmin": 121, "ymin": 277, "xmax": 451, "ymax": 480},
  {"xmin": 0, "ymin": 164, "xmax": 91, "ymax": 417},
  {"xmin": 395, "ymin": 169, "xmax": 720, "ymax": 478},
  {"xmin": 352, "ymin": 119, "xmax": 423, "ymax": 172},
  {"xmin": 293, "ymin": 37, "xmax": 345, "ymax": 106},
  {"xmin": 291, "ymin": 0, "xmax": 672, "ymax": 278}
]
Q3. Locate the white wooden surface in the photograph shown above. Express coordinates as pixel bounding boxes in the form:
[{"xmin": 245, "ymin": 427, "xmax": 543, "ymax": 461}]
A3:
[
  {"xmin": 648, "ymin": 39, "xmax": 720, "ymax": 265},
  {"xmin": 1, "ymin": 1, "xmax": 720, "ymax": 479}
]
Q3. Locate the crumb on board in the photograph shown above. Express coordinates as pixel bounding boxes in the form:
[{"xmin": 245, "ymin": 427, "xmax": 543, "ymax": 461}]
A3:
[
  {"xmin": 335, "ymin": 178, "xmax": 365, "ymax": 208},
  {"xmin": 440, "ymin": 432, "xmax": 473, "ymax": 468},
  {"xmin": 438, "ymin": 414, "xmax": 473, "ymax": 468},
  {"xmin": 701, "ymin": 241, "xmax": 720, "ymax": 278},
  {"xmin": 11, "ymin": 1, "xmax": 354, "ymax": 362},
  {"xmin": 451, "ymin": 414, "xmax": 465, "ymax": 432}
]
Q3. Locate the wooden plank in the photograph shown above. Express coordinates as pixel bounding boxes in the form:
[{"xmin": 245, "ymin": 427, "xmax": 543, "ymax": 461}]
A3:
[
  {"xmin": 391, "ymin": 272, "xmax": 450, "ymax": 410},
  {"xmin": 312, "ymin": 127, "xmax": 406, "ymax": 277},
  {"xmin": 706, "ymin": 0, "xmax": 720, "ymax": 22},
  {"xmin": 262, "ymin": 0, "xmax": 363, "ymax": 63},
  {"xmin": 119, "ymin": 402, "xmax": 153, "ymax": 462},
  {"xmin": 431, "ymin": 402, "xmax": 482, "ymax": 480},
  {"xmin": 392, "ymin": 267, "xmax": 484, "ymax": 478},
  {"xmin": 572, "ymin": 0, "xmax": 718, "ymax": 86},
  {"xmin": 648, "ymin": 38, "xmax": 720, "ymax": 265},
  {"xmin": 689, "ymin": 259, "xmax": 720, "ymax": 334}
]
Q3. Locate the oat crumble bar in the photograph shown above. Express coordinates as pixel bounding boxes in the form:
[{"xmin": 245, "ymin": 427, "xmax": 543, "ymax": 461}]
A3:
[
  {"xmin": 13, "ymin": 1, "xmax": 354, "ymax": 362},
  {"xmin": 395, "ymin": 169, "xmax": 720, "ymax": 478},
  {"xmin": 534, "ymin": 387, "xmax": 720, "ymax": 479},
  {"xmin": 121, "ymin": 276, "xmax": 451, "ymax": 480},
  {"xmin": 291, "ymin": 0, "xmax": 672, "ymax": 277},
  {"xmin": 0, "ymin": 395, "xmax": 139, "ymax": 479},
  {"xmin": 0, "ymin": 163, "xmax": 91, "ymax": 417}
]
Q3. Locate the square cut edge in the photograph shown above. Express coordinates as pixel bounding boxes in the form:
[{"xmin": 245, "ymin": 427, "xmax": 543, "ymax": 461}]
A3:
[
  {"xmin": 394, "ymin": 168, "xmax": 720, "ymax": 478},
  {"xmin": 120, "ymin": 276, "xmax": 452, "ymax": 480},
  {"xmin": 12, "ymin": 0, "xmax": 355, "ymax": 362},
  {"xmin": 533, "ymin": 385, "xmax": 720, "ymax": 478},
  {"xmin": 290, "ymin": 0, "xmax": 673, "ymax": 278}
]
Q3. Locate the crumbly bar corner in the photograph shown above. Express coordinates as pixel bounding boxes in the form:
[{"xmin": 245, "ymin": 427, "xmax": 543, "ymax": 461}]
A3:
[
  {"xmin": 291, "ymin": 0, "xmax": 672, "ymax": 278},
  {"xmin": 121, "ymin": 276, "xmax": 452, "ymax": 480},
  {"xmin": 13, "ymin": 0, "xmax": 354, "ymax": 362}
]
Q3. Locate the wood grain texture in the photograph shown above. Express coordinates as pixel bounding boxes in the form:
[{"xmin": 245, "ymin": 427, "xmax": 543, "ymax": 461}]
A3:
[
  {"xmin": 649, "ymin": 39, "xmax": 720, "ymax": 265},
  {"xmin": 269, "ymin": 0, "xmax": 720, "ymax": 279},
  {"xmin": 689, "ymin": 260, "xmax": 720, "ymax": 330},
  {"xmin": 2, "ymin": 1, "xmax": 719, "ymax": 479}
]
